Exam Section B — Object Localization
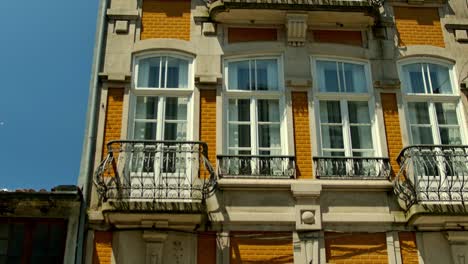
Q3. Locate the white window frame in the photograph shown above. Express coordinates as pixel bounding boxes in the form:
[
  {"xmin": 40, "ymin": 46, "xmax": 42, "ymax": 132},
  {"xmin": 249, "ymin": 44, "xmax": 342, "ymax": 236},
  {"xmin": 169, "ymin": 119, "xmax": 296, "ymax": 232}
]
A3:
[
  {"xmin": 124, "ymin": 52, "xmax": 196, "ymax": 200},
  {"xmin": 311, "ymin": 56, "xmax": 382, "ymax": 157},
  {"xmin": 130, "ymin": 52, "xmax": 195, "ymax": 141},
  {"xmin": 398, "ymin": 58, "xmax": 468, "ymax": 146},
  {"xmin": 223, "ymin": 56, "xmax": 289, "ymax": 156}
]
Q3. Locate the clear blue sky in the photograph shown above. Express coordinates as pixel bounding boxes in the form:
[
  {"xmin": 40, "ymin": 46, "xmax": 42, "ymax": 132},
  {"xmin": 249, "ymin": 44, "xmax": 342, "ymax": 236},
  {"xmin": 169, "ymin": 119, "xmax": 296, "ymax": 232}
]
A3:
[{"xmin": 0, "ymin": 1, "xmax": 98, "ymax": 189}]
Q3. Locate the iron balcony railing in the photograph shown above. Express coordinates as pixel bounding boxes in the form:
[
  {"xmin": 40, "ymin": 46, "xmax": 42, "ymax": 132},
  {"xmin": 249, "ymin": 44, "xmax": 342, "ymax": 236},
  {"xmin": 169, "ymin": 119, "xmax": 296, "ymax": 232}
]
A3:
[
  {"xmin": 94, "ymin": 140, "xmax": 216, "ymax": 207},
  {"xmin": 217, "ymin": 155, "xmax": 296, "ymax": 179},
  {"xmin": 205, "ymin": 0, "xmax": 383, "ymax": 8},
  {"xmin": 313, "ymin": 156, "xmax": 391, "ymax": 179},
  {"xmin": 393, "ymin": 145, "xmax": 468, "ymax": 212}
]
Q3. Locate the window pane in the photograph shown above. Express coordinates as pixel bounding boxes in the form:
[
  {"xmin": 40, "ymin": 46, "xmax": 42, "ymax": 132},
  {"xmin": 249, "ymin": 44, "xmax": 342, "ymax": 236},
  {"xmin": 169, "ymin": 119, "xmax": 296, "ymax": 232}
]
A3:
[
  {"xmin": 435, "ymin": 103, "xmax": 459, "ymax": 125},
  {"xmin": 229, "ymin": 99, "xmax": 250, "ymax": 122},
  {"xmin": 164, "ymin": 123, "xmax": 187, "ymax": 141},
  {"xmin": 320, "ymin": 101, "xmax": 341, "ymax": 123},
  {"xmin": 8, "ymin": 224, "xmax": 23, "ymax": 257},
  {"xmin": 134, "ymin": 122, "xmax": 157, "ymax": 140},
  {"xmin": 0, "ymin": 224, "xmax": 7, "ymax": 239},
  {"xmin": 321, "ymin": 125, "xmax": 344, "ymax": 149},
  {"xmin": 428, "ymin": 63, "xmax": 451, "ymax": 94},
  {"xmin": 408, "ymin": 102, "xmax": 430, "ymax": 124},
  {"xmin": 165, "ymin": 98, "xmax": 187, "ymax": 120},
  {"xmin": 348, "ymin": 101, "xmax": 370, "ymax": 124},
  {"xmin": 258, "ymin": 124, "xmax": 281, "ymax": 148},
  {"xmin": 323, "ymin": 151, "xmax": 345, "ymax": 157},
  {"xmin": 258, "ymin": 100, "xmax": 280, "ymax": 122},
  {"xmin": 350, "ymin": 126, "xmax": 373, "ymax": 149},
  {"xmin": 135, "ymin": 97, "xmax": 158, "ymax": 120},
  {"xmin": 32, "ymin": 224, "xmax": 48, "ymax": 257},
  {"xmin": 439, "ymin": 127, "xmax": 462, "ymax": 145},
  {"xmin": 352, "ymin": 151, "xmax": 374, "ymax": 157},
  {"xmin": 166, "ymin": 57, "xmax": 188, "ymax": 88},
  {"xmin": 0, "ymin": 240, "xmax": 7, "ymax": 256},
  {"xmin": 343, "ymin": 63, "xmax": 367, "ymax": 93},
  {"xmin": 403, "ymin": 63, "xmax": 425, "ymax": 93},
  {"xmin": 228, "ymin": 61, "xmax": 251, "ymax": 90},
  {"xmin": 411, "ymin": 127, "xmax": 433, "ymax": 144},
  {"xmin": 256, "ymin": 59, "xmax": 278, "ymax": 91},
  {"xmin": 138, "ymin": 57, "xmax": 160, "ymax": 88},
  {"xmin": 317, "ymin": 61, "xmax": 339, "ymax": 92},
  {"xmin": 228, "ymin": 124, "xmax": 251, "ymax": 148},
  {"xmin": 48, "ymin": 224, "xmax": 65, "ymax": 257}
]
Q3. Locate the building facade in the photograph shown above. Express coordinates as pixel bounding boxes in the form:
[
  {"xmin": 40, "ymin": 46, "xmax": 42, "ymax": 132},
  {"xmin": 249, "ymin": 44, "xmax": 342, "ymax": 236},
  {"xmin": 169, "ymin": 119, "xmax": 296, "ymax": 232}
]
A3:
[
  {"xmin": 0, "ymin": 186, "xmax": 82, "ymax": 263},
  {"xmin": 80, "ymin": 0, "xmax": 468, "ymax": 263}
]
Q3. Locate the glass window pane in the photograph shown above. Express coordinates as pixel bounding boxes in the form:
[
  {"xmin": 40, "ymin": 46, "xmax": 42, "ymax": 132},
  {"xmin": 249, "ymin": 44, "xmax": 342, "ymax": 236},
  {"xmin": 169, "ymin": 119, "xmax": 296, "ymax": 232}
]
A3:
[
  {"xmin": 323, "ymin": 151, "xmax": 345, "ymax": 157},
  {"xmin": 435, "ymin": 103, "xmax": 459, "ymax": 125},
  {"xmin": 48, "ymin": 224, "xmax": 65, "ymax": 257},
  {"xmin": 0, "ymin": 224, "xmax": 8, "ymax": 239},
  {"xmin": 350, "ymin": 126, "xmax": 373, "ymax": 149},
  {"xmin": 317, "ymin": 61, "xmax": 339, "ymax": 92},
  {"xmin": 165, "ymin": 97, "xmax": 187, "ymax": 120},
  {"xmin": 138, "ymin": 57, "xmax": 160, "ymax": 88},
  {"xmin": 439, "ymin": 127, "xmax": 462, "ymax": 145},
  {"xmin": 343, "ymin": 63, "xmax": 367, "ymax": 93},
  {"xmin": 8, "ymin": 224, "xmax": 24, "ymax": 257},
  {"xmin": 228, "ymin": 61, "xmax": 251, "ymax": 90},
  {"xmin": 411, "ymin": 127, "xmax": 433, "ymax": 144},
  {"xmin": 164, "ymin": 122, "xmax": 187, "ymax": 141},
  {"xmin": 258, "ymin": 124, "xmax": 281, "ymax": 148},
  {"xmin": 320, "ymin": 101, "xmax": 341, "ymax": 123},
  {"xmin": 166, "ymin": 57, "xmax": 188, "ymax": 88},
  {"xmin": 134, "ymin": 122, "xmax": 157, "ymax": 140},
  {"xmin": 321, "ymin": 125, "xmax": 344, "ymax": 149},
  {"xmin": 428, "ymin": 63, "xmax": 451, "ymax": 94},
  {"xmin": 32, "ymin": 223, "xmax": 48, "ymax": 257},
  {"xmin": 348, "ymin": 101, "xmax": 370, "ymax": 124},
  {"xmin": 256, "ymin": 59, "xmax": 278, "ymax": 91},
  {"xmin": 352, "ymin": 151, "xmax": 374, "ymax": 157},
  {"xmin": 0, "ymin": 240, "xmax": 7, "ymax": 256},
  {"xmin": 229, "ymin": 99, "xmax": 250, "ymax": 122},
  {"xmin": 408, "ymin": 102, "xmax": 430, "ymax": 124},
  {"xmin": 403, "ymin": 63, "xmax": 425, "ymax": 93},
  {"xmin": 135, "ymin": 97, "xmax": 158, "ymax": 120},
  {"xmin": 228, "ymin": 124, "xmax": 251, "ymax": 148},
  {"xmin": 258, "ymin": 100, "xmax": 280, "ymax": 122}
]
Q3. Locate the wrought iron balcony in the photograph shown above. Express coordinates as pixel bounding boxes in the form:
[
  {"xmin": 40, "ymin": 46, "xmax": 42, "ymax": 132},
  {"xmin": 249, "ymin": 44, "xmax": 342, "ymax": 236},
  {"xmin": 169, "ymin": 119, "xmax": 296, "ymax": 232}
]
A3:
[
  {"xmin": 205, "ymin": 0, "xmax": 383, "ymax": 9},
  {"xmin": 94, "ymin": 140, "xmax": 216, "ymax": 211},
  {"xmin": 217, "ymin": 155, "xmax": 296, "ymax": 179},
  {"xmin": 393, "ymin": 145, "xmax": 468, "ymax": 213},
  {"xmin": 313, "ymin": 156, "xmax": 391, "ymax": 179}
]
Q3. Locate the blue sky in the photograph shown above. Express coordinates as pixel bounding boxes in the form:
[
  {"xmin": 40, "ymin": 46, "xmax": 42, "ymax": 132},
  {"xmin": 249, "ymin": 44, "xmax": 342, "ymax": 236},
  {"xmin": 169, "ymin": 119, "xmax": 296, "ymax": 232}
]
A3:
[{"xmin": 0, "ymin": 1, "xmax": 98, "ymax": 189}]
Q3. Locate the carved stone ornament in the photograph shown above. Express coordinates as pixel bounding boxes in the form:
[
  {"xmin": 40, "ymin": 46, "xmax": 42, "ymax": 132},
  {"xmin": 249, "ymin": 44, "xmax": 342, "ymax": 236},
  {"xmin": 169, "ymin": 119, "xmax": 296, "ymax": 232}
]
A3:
[{"xmin": 286, "ymin": 14, "xmax": 308, "ymax": 47}]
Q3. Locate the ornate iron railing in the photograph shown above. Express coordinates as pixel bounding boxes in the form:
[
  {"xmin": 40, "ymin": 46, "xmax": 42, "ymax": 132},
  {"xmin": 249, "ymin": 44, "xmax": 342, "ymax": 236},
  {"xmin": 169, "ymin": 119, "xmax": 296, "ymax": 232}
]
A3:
[
  {"xmin": 217, "ymin": 155, "xmax": 296, "ymax": 178},
  {"xmin": 313, "ymin": 157, "xmax": 391, "ymax": 179},
  {"xmin": 205, "ymin": 0, "xmax": 383, "ymax": 8},
  {"xmin": 94, "ymin": 140, "xmax": 217, "ymax": 207},
  {"xmin": 393, "ymin": 145, "xmax": 468, "ymax": 213}
]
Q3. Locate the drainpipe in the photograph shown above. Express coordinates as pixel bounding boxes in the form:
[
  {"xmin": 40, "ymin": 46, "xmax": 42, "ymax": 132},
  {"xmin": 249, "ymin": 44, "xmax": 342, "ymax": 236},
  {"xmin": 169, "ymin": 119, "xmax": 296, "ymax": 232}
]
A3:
[{"xmin": 76, "ymin": 0, "xmax": 109, "ymax": 262}]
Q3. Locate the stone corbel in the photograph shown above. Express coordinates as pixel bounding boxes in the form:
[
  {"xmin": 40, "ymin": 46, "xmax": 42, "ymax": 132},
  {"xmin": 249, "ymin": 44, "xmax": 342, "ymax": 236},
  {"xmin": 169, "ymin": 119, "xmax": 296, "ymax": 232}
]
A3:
[{"xmin": 286, "ymin": 14, "xmax": 308, "ymax": 47}]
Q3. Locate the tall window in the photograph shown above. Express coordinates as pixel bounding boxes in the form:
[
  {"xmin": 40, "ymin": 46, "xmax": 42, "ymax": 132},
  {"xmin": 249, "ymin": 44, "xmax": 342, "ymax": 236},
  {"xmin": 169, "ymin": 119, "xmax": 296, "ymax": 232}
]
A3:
[
  {"xmin": 130, "ymin": 54, "xmax": 193, "ymax": 179},
  {"xmin": 225, "ymin": 58, "xmax": 284, "ymax": 156},
  {"xmin": 313, "ymin": 58, "xmax": 378, "ymax": 157},
  {"xmin": 400, "ymin": 60, "xmax": 465, "ymax": 145},
  {"xmin": 132, "ymin": 54, "xmax": 192, "ymax": 141}
]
